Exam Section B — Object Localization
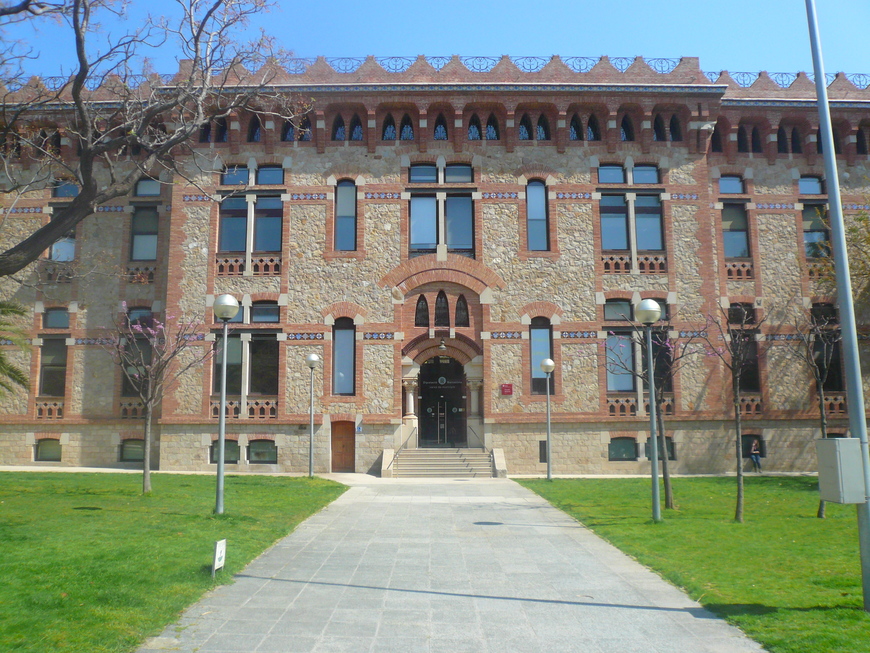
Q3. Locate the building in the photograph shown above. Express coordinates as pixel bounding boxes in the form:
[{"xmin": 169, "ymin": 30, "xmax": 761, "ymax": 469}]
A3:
[{"xmin": 1, "ymin": 55, "xmax": 869, "ymax": 475}]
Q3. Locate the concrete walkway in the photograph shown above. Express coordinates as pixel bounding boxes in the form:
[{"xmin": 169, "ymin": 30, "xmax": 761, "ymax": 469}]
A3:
[{"xmin": 138, "ymin": 475, "xmax": 765, "ymax": 653}]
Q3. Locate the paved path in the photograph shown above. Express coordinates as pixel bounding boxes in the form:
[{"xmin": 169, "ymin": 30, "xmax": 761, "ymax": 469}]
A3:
[{"xmin": 139, "ymin": 475, "xmax": 765, "ymax": 653}]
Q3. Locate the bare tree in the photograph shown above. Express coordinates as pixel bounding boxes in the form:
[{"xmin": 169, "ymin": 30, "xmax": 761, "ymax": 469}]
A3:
[
  {"xmin": 0, "ymin": 0, "xmax": 308, "ymax": 278},
  {"xmin": 101, "ymin": 304, "xmax": 215, "ymax": 493}
]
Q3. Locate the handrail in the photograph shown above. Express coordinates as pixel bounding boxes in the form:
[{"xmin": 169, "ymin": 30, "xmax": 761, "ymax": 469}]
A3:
[
  {"xmin": 467, "ymin": 424, "xmax": 486, "ymax": 451},
  {"xmin": 388, "ymin": 427, "xmax": 417, "ymax": 469}
]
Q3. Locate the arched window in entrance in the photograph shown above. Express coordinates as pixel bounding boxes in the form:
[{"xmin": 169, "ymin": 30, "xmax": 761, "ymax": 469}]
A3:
[
  {"xmin": 415, "ymin": 295, "xmax": 429, "ymax": 327},
  {"xmin": 455, "ymin": 295, "xmax": 469, "ymax": 327},
  {"xmin": 434, "ymin": 291, "xmax": 450, "ymax": 327}
]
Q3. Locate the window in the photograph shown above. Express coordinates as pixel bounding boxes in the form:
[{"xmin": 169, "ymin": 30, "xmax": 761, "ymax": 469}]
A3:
[
  {"xmin": 537, "ymin": 115, "xmax": 552, "ymax": 139},
  {"xmin": 736, "ymin": 332, "xmax": 760, "ymax": 393},
  {"xmin": 120, "ymin": 439, "xmax": 145, "ymax": 461},
  {"xmin": 599, "ymin": 165, "xmax": 625, "ymax": 184},
  {"xmin": 722, "ymin": 204, "xmax": 749, "ymax": 258},
  {"xmin": 586, "ymin": 115, "xmax": 601, "ymax": 141},
  {"xmin": 280, "ymin": 120, "xmax": 295, "ymax": 142},
  {"xmin": 43, "ymin": 308, "xmax": 69, "ymax": 329},
  {"xmin": 256, "ymin": 166, "xmax": 283, "ymax": 185},
  {"xmin": 127, "ymin": 307, "xmax": 153, "ymax": 327},
  {"xmin": 248, "ymin": 439, "xmax": 277, "ymax": 464},
  {"xmin": 669, "ymin": 115, "xmax": 682, "ymax": 141},
  {"xmin": 741, "ymin": 435, "xmax": 766, "ymax": 459},
  {"xmin": 635, "ymin": 196, "xmax": 663, "ymax": 250},
  {"xmin": 52, "ymin": 180, "xmax": 78, "ymax": 198},
  {"xmin": 414, "ymin": 296, "xmax": 429, "ymax": 327},
  {"xmin": 604, "ymin": 299, "xmax": 632, "ymax": 321},
  {"xmin": 400, "ymin": 115, "xmax": 414, "ymax": 140},
  {"xmin": 410, "ymin": 196, "xmax": 437, "ymax": 254},
  {"xmin": 247, "ymin": 116, "xmax": 261, "ymax": 143},
  {"xmin": 601, "ymin": 196, "xmax": 629, "ymax": 250},
  {"xmin": 251, "ymin": 301, "xmax": 280, "ymax": 322},
  {"xmin": 333, "ymin": 318, "xmax": 356, "ymax": 395},
  {"xmin": 605, "ymin": 332, "xmax": 635, "ymax": 392},
  {"xmin": 609, "ymin": 437, "xmax": 638, "ymax": 461},
  {"xmin": 210, "ymin": 439, "xmax": 240, "ymax": 464},
  {"xmin": 49, "ymin": 215, "xmax": 75, "ymax": 262},
  {"xmin": 214, "ymin": 334, "xmax": 242, "ymax": 395},
  {"xmin": 468, "ymin": 115, "xmax": 482, "ymax": 141},
  {"xmin": 569, "ymin": 115, "xmax": 582, "ymax": 141},
  {"xmin": 800, "ymin": 176, "xmax": 824, "ymax": 195},
  {"xmin": 253, "ymin": 197, "xmax": 282, "ymax": 252},
  {"xmin": 858, "ymin": 129, "xmax": 868, "ymax": 156},
  {"xmin": 455, "ymin": 295, "xmax": 469, "ymax": 327},
  {"xmin": 332, "ymin": 116, "xmax": 345, "ymax": 141},
  {"xmin": 719, "ymin": 176, "xmax": 744, "ymax": 194},
  {"xmin": 334, "ymin": 180, "xmax": 357, "ymax": 251},
  {"xmin": 35, "ymin": 438, "xmax": 61, "ymax": 462},
  {"xmin": 434, "ymin": 114, "xmax": 448, "ymax": 140},
  {"xmin": 445, "ymin": 195, "xmax": 473, "ymax": 254},
  {"xmin": 518, "ymin": 115, "xmax": 532, "ymax": 141},
  {"xmin": 633, "ymin": 165, "xmax": 658, "ymax": 184},
  {"xmin": 526, "ymin": 180, "xmax": 549, "ymax": 251},
  {"xmin": 39, "ymin": 338, "xmax": 67, "ymax": 396},
  {"xmin": 803, "ymin": 206, "xmax": 829, "ymax": 258},
  {"xmin": 777, "ymin": 127, "xmax": 788, "ymax": 154},
  {"xmin": 135, "ymin": 179, "xmax": 160, "ymax": 196},
  {"xmin": 653, "ymin": 115, "xmax": 666, "ymax": 142},
  {"xmin": 620, "ymin": 115, "xmax": 634, "ymax": 141},
  {"xmin": 728, "ymin": 303, "xmax": 756, "ymax": 325},
  {"xmin": 644, "ymin": 437, "xmax": 676, "ymax": 460},
  {"xmin": 811, "ymin": 303, "xmax": 838, "ymax": 326},
  {"xmin": 382, "ymin": 114, "xmax": 396, "ymax": 141},
  {"xmin": 539, "ymin": 440, "xmax": 547, "ymax": 464},
  {"xmin": 530, "ymin": 317, "xmax": 554, "ymax": 395},
  {"xmin": 249, "ymin": 334, "xmax": 279, "ymax": 395},
  {"xmin": 199, "ymin": 122, "xmax": 212, "ymax": 143},
  {"xmin": 298, "ymin": 116, "xmax": 312, "ymax": 141},
  {"xmin": 434, "ymin": 291, "xmax": 450, "ymax": 327},
  {"xmin": 221, "ymin": 166, "xmax": 248, "ymax": 185},
  {"xmin": 214, "ymin": 118, "xmax": 228, "ymax": 143},
  {"xmin": 751, "ymin": 127, "xmax": 763, "ymax": 153},
  {"xmin": 711, "ymin": 124, "xmax": 723, "ymax": 152},
  {"xmin": 445, "ymin": 164, "xmax": 472, "ymax": 183},
  {"xmin": 815, "ymin": 337, "xmax": 844, "ymax": 393},
  {"xmin": 349, "ymin": 115, "xmax": 363, "ymax": 141},
  {"xmin": 410, "ymin": 164, "xmax": 437, "ymax": 183},
  {"xmin": 645, "ymin": 326, "xmax": 673, "ymax": 392},
  {"xmin": 131, "ymin": 207, "xmax": 158, "ymax": 261},
  {"xmin": 121, "ymin": 335, "xmax": 152, "ymax": 397},
  {"xmin": 485, "ymin": 115, "xmax": 499, "ymax": 140},
  {"xmin": 792, "ymin": 128, "xmax": 803, "ymax": 154},
  {"xmin": 219, "ymin": 198, "xmax": 248, "ymax": 252},
  {"xmin": 737, "ymin": 126, "xmax": 749, "ymax": 153}
]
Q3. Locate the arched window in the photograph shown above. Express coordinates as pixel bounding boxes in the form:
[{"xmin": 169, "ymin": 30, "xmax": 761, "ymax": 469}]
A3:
[
  {"xmin": 468, "ymin": 114, "xmax": 482, "ymax": 140},
  {"xmin": 586, "ymin": 115, "xmax": 601, "ymax": 141},
  {"xmin": 36, "ymin": 438, "xmax": 62, "ymax": 462},
  {"xmin": 858, "ymin": 129, "xmax": 868, "ymax": 155},
  {"xmin": 120, "ymin": 439, "xmax": 145, "ymax": 462},
  {"xmin": 620, "ymin": 115, "xmax": 634, "ymax": 142},
  {"xmin": 280, "ymin": 120, "xmax": 295, "ymax": 142},
  {"xmin": 248, "ymin": 439, "xmax": 277, "ymax": 464},
  {"xmin": 199, "ymin": 122, "xmax": 212, "ymax": 143},
  {"xmin": 335, "ymin": 179, "xmax": 357, "ymax": 251},
  {"xmin": 210, "ymin": 439, "xmax": 240, "ymax": 464},
  {"xmin": 333, "ymin": 317, "xmax": 356, "ymax": 395},
  {"xmin": 530, "ymin": 317, "xmax": 554, "ymax": 395},
  {"xmin": 653, "ymin": 115, "xmax": 666, "ymax": 142},
  {"xmin": 832, "ymin": 128, "xmax": 843, "ymax": 154},
  {"xmin": 609, "ymin": 437, "xmax": 638, "ymax": 461},
  {"xmin": 569, "ymin": 114, "xmax": 582, "ymax": 141},
  {"xmin": 400, "ymin": 115, "xmax": 414, "ymax": 140},
  {"xmin": 777, "ymin": 127, "xmax": 788, "ymax": 153},
  {"xmin": 455, "ymin": 295, "xmax": 469, "ymax": 327},
  {"xmin": 536, "ymin": 115, "xmax": 550, "ymax": 141},
  {"xmin": 382, "ymin": 114, "xmax": 396, "ymax": 140},
  {"xmin": 434, "ymin": 114, "xmax": 448, "ymax": 140},
  {"xmin": 816, "ymin": 130, "xmax": 823, "ymax": 154},
  {"xmin": 485, "ymin": 114, "xmax": 499, "ymax": 140},
  {"xmin": 299, "ymin": 116, "xmax": 312, "ymax": 141},
  {"xmin": 434, "ymin": 291, "xmax": 450, "ymax": 327},
  {"xmin": 791, "ymin": 127, "xmax": 803, "ymax": 153},
  {"xmin": 669, "ymin": 115, "xmax": 682, "ymax": 141},
  {"xmin": 349, "ymin": 114, "xmax": 363, "ymax": 141},
  {"xmin": 247, "ymin": 116, "xmax": 261, "ymax": 143},
  {"xmin": 711, "ymin": 124, "xmax": 723, "ymax": 152},
  {"xmin": 518, "ymin": 114, "xmax": 532, "ymax": 141},
  {"xmin": 737, "ymin": 126, "xmax": 749, "ymax": 152},
  {"xmin": 215, "ymin": 118, "xmax": 228, "ymax": 143},
  {"xmin": 415, "ymin": 296, "xmax": 429, "ymax": 327},
  {"xmin": 751, "ymin": 126, "xmax": 763, "ymax": 153},
  {"xmin": 526, "ymin": 179, "xmax": 549, "ymax": 251},
  {"xmin": 332, "ymin": 115, "xmax": 346, "ymax": 141}
]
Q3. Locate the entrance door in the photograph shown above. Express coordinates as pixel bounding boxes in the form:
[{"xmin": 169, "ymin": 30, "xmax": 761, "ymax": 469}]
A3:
[
  {"xmin": 418, "ymin": 357, "xmax": 467, "ymax": 447},
  {"xmin": 331, "ymin": 421, "xmax": 355, "ymax": 472}
]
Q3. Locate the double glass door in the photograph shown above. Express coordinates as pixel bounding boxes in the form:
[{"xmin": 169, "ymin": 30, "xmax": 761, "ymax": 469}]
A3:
[{"xmin": 418, "ymin": 357, "xmax": 467, "ymax": 448}]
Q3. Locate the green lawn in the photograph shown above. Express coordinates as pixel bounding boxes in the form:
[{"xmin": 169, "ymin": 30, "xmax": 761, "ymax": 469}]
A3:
[
  {"xmin": 0, "ymin": 472, "xmax": 345, "ymax": 653},
  {"xmin": 519, "ymin": 476, "xmax": 870, "ymax": 653}
]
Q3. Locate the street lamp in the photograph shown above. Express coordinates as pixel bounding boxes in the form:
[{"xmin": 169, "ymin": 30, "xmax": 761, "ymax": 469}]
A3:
[
  {"xmin": 213, "ymin": 294, "xmax": 239, "ymax": 515},
  {"xmin": 541, "ymin": 358, "xmax": 556, "ymax": 480},
  {"xmin": 636, "ymin": 298, "xmax": 663, "ymax": 523},
  {"xmin": 305, "ymin": 353, "xmax": 320, "ymax": 477}
]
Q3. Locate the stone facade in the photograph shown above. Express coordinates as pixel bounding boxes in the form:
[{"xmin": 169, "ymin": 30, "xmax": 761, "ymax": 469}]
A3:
[{"xmin": 2, "ymin": 55, "xmax": 869, "ymax": 475}]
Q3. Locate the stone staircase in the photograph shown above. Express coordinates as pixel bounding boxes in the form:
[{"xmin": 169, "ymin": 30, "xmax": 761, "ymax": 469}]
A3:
[{"xmin": 392, "ymin": 448, "xmax": 493, "ymax": 478}]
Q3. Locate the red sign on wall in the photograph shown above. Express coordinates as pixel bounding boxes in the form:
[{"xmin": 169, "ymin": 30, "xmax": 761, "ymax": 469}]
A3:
[{"xmin": 500, "ymin": 384, "xmax": 513, "ymax": 396}]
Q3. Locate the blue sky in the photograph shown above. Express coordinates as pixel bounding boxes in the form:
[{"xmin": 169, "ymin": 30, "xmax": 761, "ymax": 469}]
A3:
[{"xmin": 11, "ymin": 0, "xmax": 870, "ymax": 79}]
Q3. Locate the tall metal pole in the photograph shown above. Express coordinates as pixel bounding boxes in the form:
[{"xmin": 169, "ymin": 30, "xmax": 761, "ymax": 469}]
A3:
[
  {"xmin": 546, "ymin": 371, "xmax": 552, "ymax": 480},
  {"xmin": 309, "ymin": 363, "xmax": 315, "ymax": 478},
  {"xmin": 215, "ymin": 318, "xmax": 229, "ymax": 514},
  {"xmin": 645, "ymin": 325, "xmax": 662, "ymax": 523},
  {"xmin": 805, "ymin": 0, "xmax": 870, "ymax": 611}
]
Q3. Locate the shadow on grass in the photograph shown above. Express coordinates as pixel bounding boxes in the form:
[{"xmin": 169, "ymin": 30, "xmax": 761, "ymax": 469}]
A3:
[{"xmin": 707, "ymin": 602, "xmax": 864, "ymax": 618}]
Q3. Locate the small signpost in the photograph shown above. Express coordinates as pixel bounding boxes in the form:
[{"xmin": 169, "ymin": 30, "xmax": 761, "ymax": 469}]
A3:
[
  {"xmin": 500, "ymin": 384, "xmax": 513, "ymax": 396},
  {"xmin": 212, "ymin": 539, "xmax": 226, "ymax": 578}
]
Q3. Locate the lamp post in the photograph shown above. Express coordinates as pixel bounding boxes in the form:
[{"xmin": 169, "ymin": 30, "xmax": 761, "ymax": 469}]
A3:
[
  {"xmin": 306, "ymin": 353, "xmax": 320, "ymax": 478},
  {"xmin": 636, "ymin": 298, "xmax": 663, "ymax": 523},
  {"xmin": 541, "ymin": 358, "xmax": 556, "ymax": 480},
  {"xmin": 213, "ymin": 294, "xmax": 239, "ymax": 515}
]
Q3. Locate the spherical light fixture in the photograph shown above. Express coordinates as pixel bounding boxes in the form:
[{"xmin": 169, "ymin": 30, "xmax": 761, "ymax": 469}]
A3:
[
  {"xmin": 213, "ymin": 294, "xmax": 240, "ymax": 321},
  {"xmin": 306, "ymin": 353, "xmax": 320, "ymax": 369},
  {"xmin": 635, "ymin": 298, "xmax": 662, "ymax": 326},
  {"xmin": 540, "ymin": 358, "xmax": 556, "ymax": 374}
]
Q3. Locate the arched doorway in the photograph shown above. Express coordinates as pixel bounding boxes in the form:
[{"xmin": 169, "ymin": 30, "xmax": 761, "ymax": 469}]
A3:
[{"xmin": 418, "ymin": 356, "xmax": 467, "ymax": 447}]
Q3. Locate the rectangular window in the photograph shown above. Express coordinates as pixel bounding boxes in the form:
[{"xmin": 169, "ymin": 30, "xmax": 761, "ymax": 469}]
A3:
[
  {"xmin": 601, "ymin": 195, "xmax": 628, "ymax": 250},
  {"xmin": 256, "ymin": 166, "xmax": 283, "ymax": 185},
  {"xmin": 210, "ymin": 439, "xmax": 240, "ymax": 464},
  {"xmin": 538, "ymin": 440, "xmax": 547, "ymax": 463},
  {"xmin": 803, "ymin": 206, "xmax": 829, "ymax": 258},
  {"xmin": 410, "ymin": 196, "xmax": 437, "ymax": 253},
  {"xmin": 605, "ymin": 332, "xmax": 635, "ymax": 392},
  {"xmin": 815, "ymin": 338, "xmax": 844, "ymax": 393},
  {"xmin": 444, "ymin": 164, "xmax": 473, "ymax": 183},
  {"xmin": 219, "ymin": 198, "xmax": 248, "ymax": 252},
  {"xmin": 335, "ymin": 181, "xmax": 357, "ymax": 251},
  {"xmin": 49, "ymin": 212, "xmax": 75, "ymax": 261},
  {"xmin": 251, "ymin": 303, "xmax": 280, "ymax": 322},
  {"xmin": 635, "ymin": 196, "xmax": 663, "ymax": 250},
  {"xmin": 633, "ymin": 165, "xmax": 659, "ymax": 184},
  {"xmin": 333, "ymin": 319, "xmax": 356, "ymax": 395},
  {"xmin": 131, "ymin": 206, "xmax": 159, "ymax": 261},
  {"xmin": 135, "ymin": 179, "xmax": 161, "ymax": 196},
  {"xmin": 526, "ymin": 181, "xmax": 549, "ymax": 251},
  {"xmin": 248, "ymin": 440, "xmax": 277, "ymax": 464},
  {"xmin": 799, "ymin": 176, "xmax": 824, "ymax": 195},
  {"xmin": 719, "ymin": 176, "xmax": 744, "ymax": 194},
  {"xmin": 445, "ymin": 195, "xmax": 473, "ymax": 253},
  {"xmin": 213, "ymin": 335, "xmax": 242, "ymax": 395},
  {"xmin": 43, "ymin": 308, "xmax": 69, "ymax": 329},
  {"xmin": 40, "ymin": 338, "xmax": 67, "ymax": 396},
  {"xmin": 409, "ymin": 164, "xmax": 437, "ymax": 183},
  {"xmin": 530, "ymin": 320, "xmax": 553, "ymax": 395},
  {"xmin": 221, "ymin": 166, "xmax": 248, "ymax": 185},
  {"xmin": 737, "ymin": 333, "xmax": 761, "ymax": 393},
  {"xmin": 644, "ymin": 437, "xmax": 676, "ymax": 460},
  {"xmin": 722, "ymin": 204, "xmax": 749, "ymax": 258},
  {"xmin": 121, "ymin": 338, "xmax": 152, "ymax": 397},
  {"xmin": 604, "ymin": 300, "xmax": 632, "ymax": 321},
  {"xmin": 35, "ymin": 438, "xmax": 62, "ymax": 462},
  {"xmin": 253, "ymin": 197, "xmax": 282, "ymax": 252},
  {"xmin": 599, "ymin": 165, "xmax": 625, "ymax": 184},
  {"xmin": 249, "ymin": 335, "xmax": 279, "ymax": 395},
  {"xmin": 53, "ymin": 181, "xmax": 78, "ymax": 198},
  {"xmin": 608, "ymin": 437, "xmax": 638, "ymax": 461}
]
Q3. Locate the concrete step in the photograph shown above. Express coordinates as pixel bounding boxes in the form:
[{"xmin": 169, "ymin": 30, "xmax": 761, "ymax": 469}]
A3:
[{"xmin": 393, "ymin": 448, "xmax": 494, "ymax": 478}]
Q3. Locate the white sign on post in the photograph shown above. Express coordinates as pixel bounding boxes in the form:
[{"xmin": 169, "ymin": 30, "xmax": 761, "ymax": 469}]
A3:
[{"xmin": 212, "ymin": 539, "xmax": 227, "ymax": 578}]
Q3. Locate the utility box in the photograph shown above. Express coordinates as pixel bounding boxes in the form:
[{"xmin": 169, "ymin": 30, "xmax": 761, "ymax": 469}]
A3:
[{"xmin": 816, "ymin": 438, "xmax": 867, "ymax": 504}]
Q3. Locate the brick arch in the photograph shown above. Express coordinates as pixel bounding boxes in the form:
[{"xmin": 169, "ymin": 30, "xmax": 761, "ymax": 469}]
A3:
[
  {"xmin": 403, "ymin": 333, "xmax": 480, "ymax": 366},
  {"xmin": 380, "ymin": 254, "xmax": 504, "ymax": 296},
  {"xmin": 324, "ymin": 166, "xmax": 365, "ymax": 184},
  {"xmin": 248, "ymin": 292, "xmax": 280, "ymax": 303},
  {"xmin": 517, "ymin": 165, "xmax": 557, "ymax": 184},
  {"xmin": 322, "ymin": 301, "xmax": 367, "ymax": 322},
  {"xmin": 519, "ymin": 301, "xmax": 564, "ymax": 321}
]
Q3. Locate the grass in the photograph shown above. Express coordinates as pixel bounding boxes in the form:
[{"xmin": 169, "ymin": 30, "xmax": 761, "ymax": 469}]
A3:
[
  {"xmin": 0, "ymin": 472, "xmax": 346, "ymax": 653},
  {"xmin": 518, "ymin": 475, "xmax": 870, "ymax": 653}
]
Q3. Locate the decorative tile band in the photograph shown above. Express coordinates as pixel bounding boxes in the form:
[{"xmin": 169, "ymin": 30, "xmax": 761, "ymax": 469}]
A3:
[
  {"xmin": 845, "ymin": 204, "xmax": 870, "ymax": 211},
  {"xmin": 671, "ymin": 193, "xmax": 699, "ymax": 200},
  {"xmin": 75, "ymin": 337, "xmax": 114, "ymax": 345},
  {"xmin": 182, "ymin": 333, "xmax": 206, "ymax": 341},
  {"xmin": 560, "ymin": 331, "xmax": 597, "ymax": 339},
  {"xmin": 365, "ymin": 192, "xmax": 401, "ymax": 200},
  {"xmin": 0, "ymin": 338, "xmax": 14, "ymax": 345},
  {"xmin": 766, "ymin": 334, "xmax": 801, "ymax": 341},
  {"xmin": 756, "ymin": 202, "xmax": 795, "ymax": 209},
  {"xmin": 289, "ymin": 193, "xmax": 327, "ymax": 201},
  {"xmin": 491, "ymin": 331, "xmax": 522, "ymax": 339},
  {"xmin": 363, "ymin": 332, "xmax": 395, "ymax": 340},
  {"xmin": 481, "ymin": 192, "xmax": 519, "ymax": 199},
  {"xmin": 183, "ymin": 194, "xmax": 212, "ymax": 202},
  {"xmin": 679, "ymin": 331, "xmax": 708, "ymax": 338},
  {"xmin": 555, "ymin": 192, "xmax": 592, "ymax": 200},
  {"xmin": 286, "ymin": 333, "xmax": 324, "ymax": 340},
  {"xmin": 95, "ymin": 205, "xmax": 125, "ymax": 212},
  {"xmin": 1, "ymin": 207, "xmax": 43, "ymax": 214}
]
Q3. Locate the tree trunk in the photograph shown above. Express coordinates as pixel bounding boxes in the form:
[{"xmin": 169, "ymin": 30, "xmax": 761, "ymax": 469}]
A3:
[
  {"xmin": 142, "ymin": 405, "xmax": 152, "ymax": 494},
  {"xmin": 817, "ymin": 387, "xmax": 828, "ymax": 519},
  {"xmin": 733, "ymin": 371, "xmax": 744, "ymax": 523},
  {"xmin": 657, "ymin": 404, "xmax": 674, "ymax": 509}
]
